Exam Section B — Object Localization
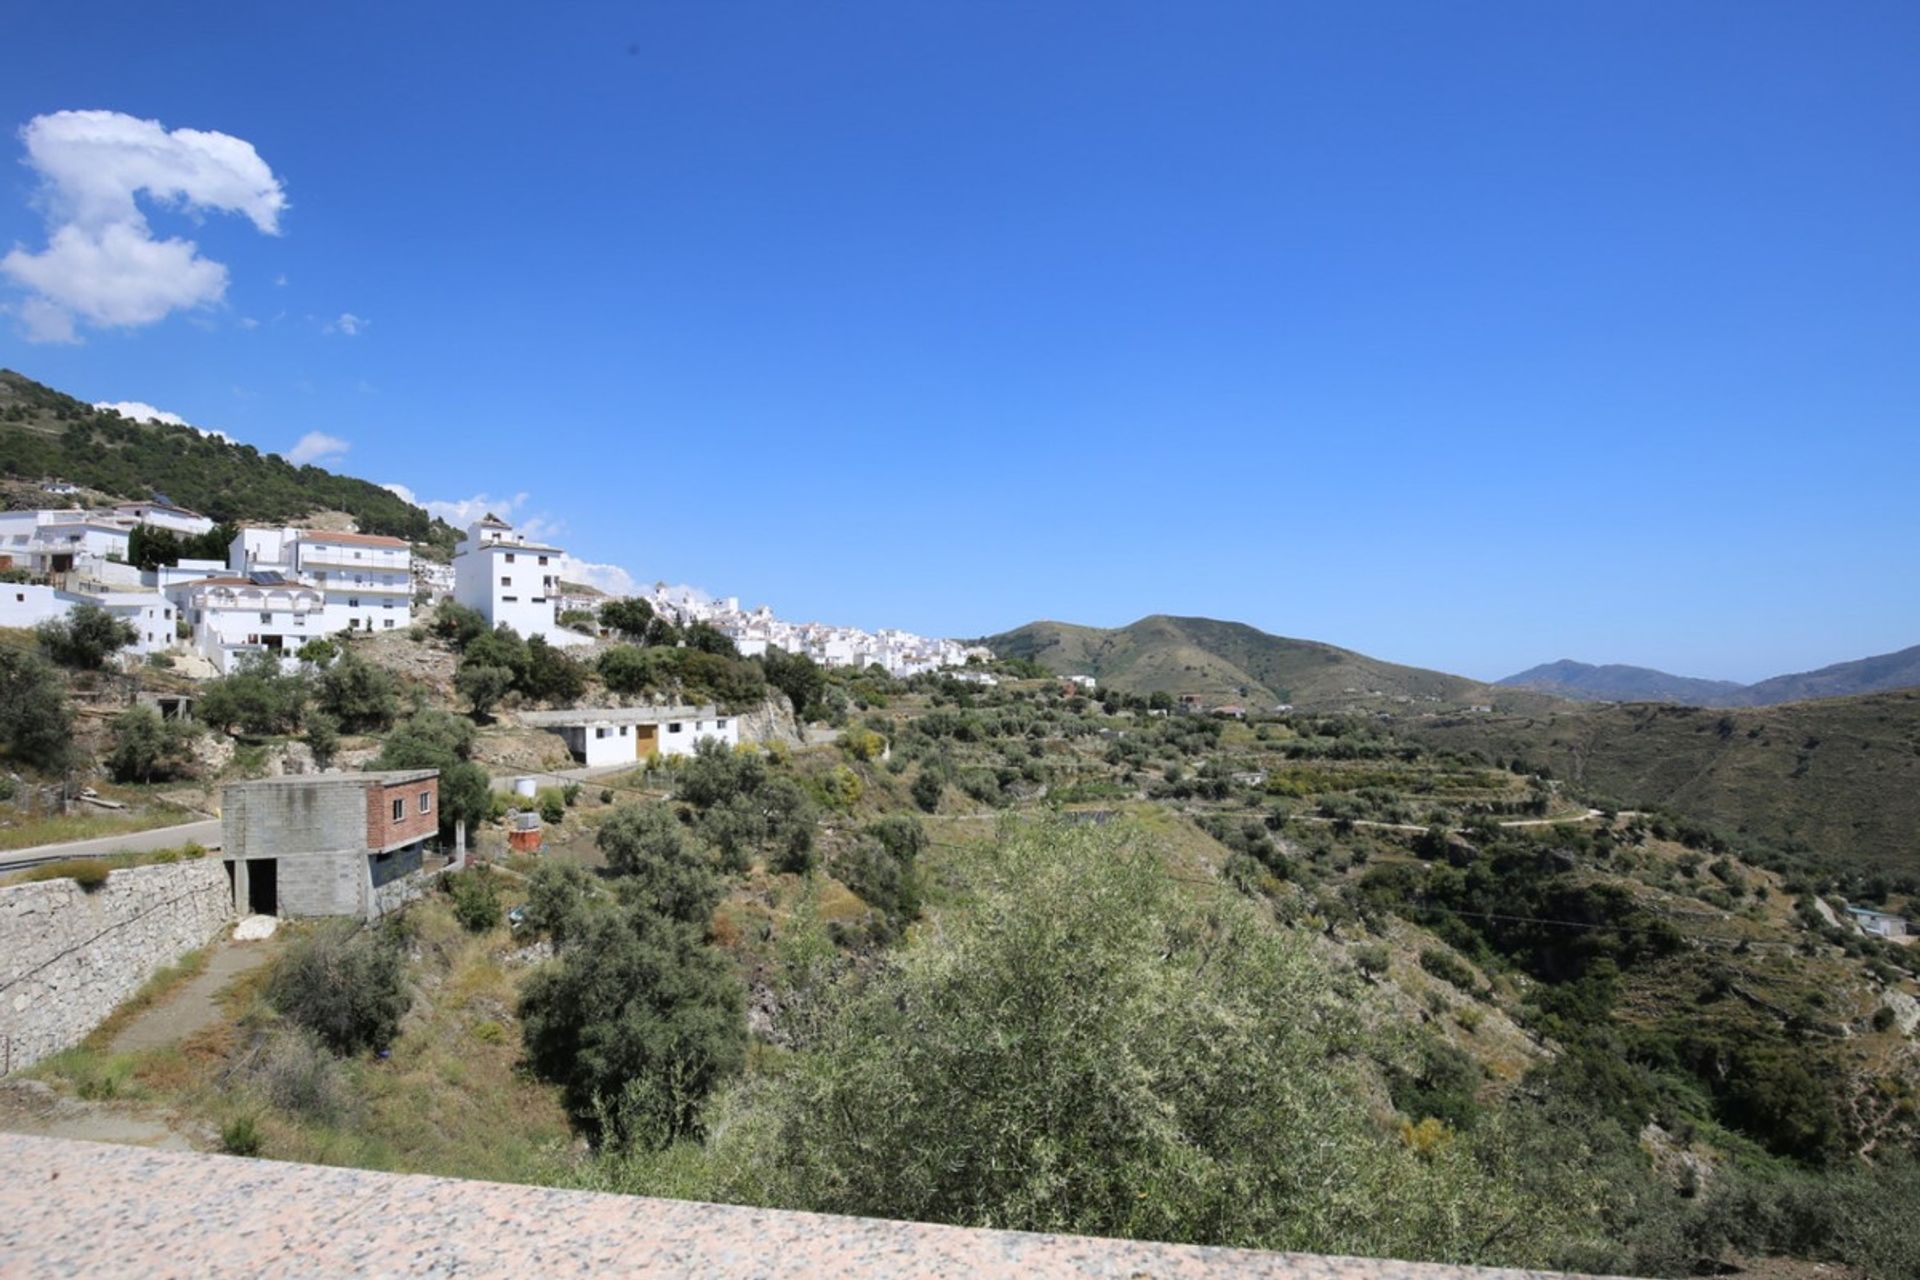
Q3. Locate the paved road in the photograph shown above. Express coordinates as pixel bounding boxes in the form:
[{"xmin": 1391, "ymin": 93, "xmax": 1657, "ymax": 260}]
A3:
[{"xmin": 0, "ymin": 818, "xmax": 223, "ymax": 871}]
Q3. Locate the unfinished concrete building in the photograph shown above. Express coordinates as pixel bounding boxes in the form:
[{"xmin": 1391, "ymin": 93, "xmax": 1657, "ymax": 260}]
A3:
[{"xmin": 221, "ymin": 771, "xmax": 441, "ymax": 919}]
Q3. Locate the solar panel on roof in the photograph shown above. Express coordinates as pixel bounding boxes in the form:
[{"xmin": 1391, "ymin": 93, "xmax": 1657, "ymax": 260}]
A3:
[{"xmin": 252, "ymin": 571, "xmax": 287, "ymax": 585}]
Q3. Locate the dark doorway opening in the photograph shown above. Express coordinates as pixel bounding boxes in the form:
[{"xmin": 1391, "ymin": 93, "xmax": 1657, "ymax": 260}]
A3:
[{"xmin": 247, "ymin": 858, "xmax": 278, "ymax": 915}]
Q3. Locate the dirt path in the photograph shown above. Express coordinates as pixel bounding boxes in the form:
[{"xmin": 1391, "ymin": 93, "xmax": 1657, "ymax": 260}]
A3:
[{"xmin": 110, "ymin": 942, "xmax": 275, "ymax": 1055}]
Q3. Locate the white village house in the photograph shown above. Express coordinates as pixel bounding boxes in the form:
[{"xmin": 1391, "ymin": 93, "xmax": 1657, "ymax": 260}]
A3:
[
  {"xmin": 518, "ymin": 706, "xmax": 744, "ymax": 766},
  {"xmin": 452, "ymin": 515, "xmax": 590, "ymax": 646}
]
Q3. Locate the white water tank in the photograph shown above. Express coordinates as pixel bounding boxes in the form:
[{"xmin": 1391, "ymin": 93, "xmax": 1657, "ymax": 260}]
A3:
[{"xmin": 513, "ymin": 776, "xmax": 537, "ymax": 799}]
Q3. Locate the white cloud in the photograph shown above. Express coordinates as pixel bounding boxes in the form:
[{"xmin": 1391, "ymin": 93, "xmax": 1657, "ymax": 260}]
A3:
[
  {"xmin": 325, "ymin": 312, "xmax": 364, "ymax": 336},
  {"xmin": 237, "ymin": 316, "xmax": 259, "ymax": 330},
  {"xmin": 0, "ymin": 110, "xmax": 288, "ymax": 343},
  {"xmin": 93, "ymin": 399, "xmax": 186, "ymax": 427},
  {"xmin": 287, "ymin": 431, "xmax": 349, "ymax": 466},
  {"xmin": 92, "ymin": 398, "xmax": 232, "ymax": 442},
  {"xmin": 561, "ymin": 559, "xmax": 639, "ymax": 598},
  {"xmin": 381, "ymin": 485, "xmax": 530, "ymax": 527}
]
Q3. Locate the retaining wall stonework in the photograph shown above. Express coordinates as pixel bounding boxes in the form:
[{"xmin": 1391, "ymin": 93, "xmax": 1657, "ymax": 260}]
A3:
[{"xmin": 0, "ymin": 859, "xmax": 233, "ymax": 1074}]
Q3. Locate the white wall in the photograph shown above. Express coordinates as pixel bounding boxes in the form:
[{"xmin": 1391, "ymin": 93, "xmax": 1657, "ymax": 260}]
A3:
[
  {"xmin": 453, "ymin": 522, "xmax": 581, "ymax": 643},
  {"xmin": 0, "ymin": 585, "xmax": 177, "ymax": 656},
  {"xmin": 658, "ymin": 713, "xmax": 740, "ymax": 758}
]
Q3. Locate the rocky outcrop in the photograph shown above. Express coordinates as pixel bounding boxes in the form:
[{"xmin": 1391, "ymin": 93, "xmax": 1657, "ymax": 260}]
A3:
[{"xmin": 738, "ymin": 693, "xmax": 802, "ymax": 749}]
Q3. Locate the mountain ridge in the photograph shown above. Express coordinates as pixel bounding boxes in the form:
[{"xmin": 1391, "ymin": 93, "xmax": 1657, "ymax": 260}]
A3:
[
  {"xmin": 983, "ymin": 614, "xmax": 1535, "ymax": 712},
  {"xmin": 1499, "ymin": 645, "xmax": 1920, "ymax": 707}
]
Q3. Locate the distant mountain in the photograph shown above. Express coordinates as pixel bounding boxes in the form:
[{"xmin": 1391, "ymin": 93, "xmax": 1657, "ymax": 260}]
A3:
[
  {"xmin": 1499, "ymin": 645, "xmax": 1920, "ymax": 707},
  {"xmin": 1737, "ymin": 644, "xmax": 1920, "ymax": 707},
  {"xmin": 0, "ymin": 369, "xmax": 455, "ymax": 549},
  {"xmin": 1497, "ymin": 660, "xmax": 1746, "ymax": 705},
  {"xmin": 982, "ymin": 615, "xmax": 1531, "ymax": 712}
]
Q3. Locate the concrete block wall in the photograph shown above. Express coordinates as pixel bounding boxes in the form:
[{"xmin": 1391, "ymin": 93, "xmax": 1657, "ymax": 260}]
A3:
[
  {"xmin": 223, "ymin": 778, "xmax": 370, "ymax": 863},
  {"xmin": 0, "ymin": 860, "xmax": 233, "ymax": 1074},
  {"xmin": 274, "ymin": 849, "xmax": 369, "ymax": 918}
]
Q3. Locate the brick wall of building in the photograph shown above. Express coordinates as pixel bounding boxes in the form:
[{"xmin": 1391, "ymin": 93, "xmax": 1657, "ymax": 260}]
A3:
[{"xmin": 366, "ymin": 777, "xmax": 438, "ymax": 852}]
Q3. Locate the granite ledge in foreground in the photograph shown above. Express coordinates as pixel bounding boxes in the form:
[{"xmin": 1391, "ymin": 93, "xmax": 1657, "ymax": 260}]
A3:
[{"xmin": 0, "ymin": 1132, "xmax": 1616, "ymax": 1279}]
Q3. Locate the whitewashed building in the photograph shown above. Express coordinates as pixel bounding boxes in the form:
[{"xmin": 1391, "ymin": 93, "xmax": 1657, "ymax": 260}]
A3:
[
  {"xmin": 0, "ymin": 581, "xmax": 178, "ymax": 658},
  {"xmin": 172, "ymin": 575, "xmax": 327, "ymax": 673},
  {"xmin": 518, "ymin": 705, "xmax": 743, "ymax": 766},
  {"xmin": 452, "ymin": 515, "xmax": 588, "ymax": 646},
  {"xmin": 111, "ymin": 501, "xmax": 215, "ymax": 537},
  {"xmin": 292, "ymin": 531, "xmax": 412, "ymax": 634}
]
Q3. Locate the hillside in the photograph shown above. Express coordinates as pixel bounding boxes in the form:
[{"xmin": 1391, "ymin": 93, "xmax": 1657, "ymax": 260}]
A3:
[
  {"xmin": 1404, "ymin": 688, "xmax": 1920, "ymax": 875},
  {"xmin": 984, "ymin": 614, "xmax": 1528, "ymax": 711},
  {"xmin": 1497, "ymin": 659, "xmax": 1746, "ymax": 705},
  {"xmin": 1739, "ymin": 643, "xmax": 1920, "ymax": 706},
  {"xmin": 1499, "ymin": 644, "xmax": 1920, "ymax": 707},
  {"xmin": 0, "ymin": 369, "xmax": 454, "ymax": 548}
]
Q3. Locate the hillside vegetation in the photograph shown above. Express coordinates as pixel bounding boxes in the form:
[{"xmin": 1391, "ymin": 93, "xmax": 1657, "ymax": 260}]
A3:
[
  {"xmin": 983, "ymin": 615, "xmax": 1525, "ymax": 712},
  {"xmin": 1405, "ymin": 690, "xmax": 1920, "ymax": 876},
  {"xmin": 0, "ymin": 369, "xmax": 453, "ymax": 547}
]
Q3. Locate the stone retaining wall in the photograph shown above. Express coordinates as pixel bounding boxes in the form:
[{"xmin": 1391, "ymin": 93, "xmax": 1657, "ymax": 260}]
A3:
[{"xmin": 0, "ymin": 859, "xmax": 233, "ymax": 1074}]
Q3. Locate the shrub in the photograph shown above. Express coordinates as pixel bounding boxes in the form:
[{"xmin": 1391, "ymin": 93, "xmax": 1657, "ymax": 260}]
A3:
[
  {"xmin": 911, "ymin": 767, "xmax": 943, "ymax": 813},
  {"xmin": 105, "ymin": 705, "xmax": 199, "ymax": 783},
  {"xmin": 251, "ymin": 1027, "xmax": 348, "ymax": 1122},
  {"xmin": 26, "ymin": 858, "xmax": 111, "ymax": 890},
  {"xmin": 1418, "ymin": 946, "xmax": 1478, "ymax": 994},
  {"xmin": 37, "ymin": 602, "xmax": 137, "ymax": 669},
  {"xmin": 519, "ymin": 904, "xmax": 746, "ymax": 1148},
  {"xmin": 687, "ymin": 822, "xmax": 1544, "ymax": 1260},
  {"xmin": 451, "ymin": 868, "xmax": 503, "ymax": 933},
  {"xmin": 597, "ymin": 805, "xmax": 722, "ymax": 927},
  {"xmin": 268, "ymin": 922, "xmax": 410, "ymax": 1054},
  {"xmin": 220, "ymin": 1113, "xmax": 263, "ymax": 1157},
  {"xmin": 0, "ymin": 648, "xmax": 77, "ymax": 772},
  {"xmin": 524, "ymin": 861, "xmax": 600, "ymax": 944}
]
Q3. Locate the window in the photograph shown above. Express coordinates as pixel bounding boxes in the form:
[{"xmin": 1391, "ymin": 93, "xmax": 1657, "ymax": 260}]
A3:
[
  {"xmin": 716, "ymin": 718, "xmax": 729, "ymax": 730},
  {"xmin": 419, "ymin": 791, "xmax": 432, "ymax": 814},
  {"xmin": 384, "ymin": 619, "xmax": 396, "ymax": 628},
  {"xmin": 392, "ymin": 797, "xmax": 405, "ymax": 822},
  {"xmin": 502, "ymin": 595, "xmax": 518, "ymax": 603},
  {"xmin": 668, "ymin": 722, "xmax": 683, "ymax": 733},
  {"xmin": 537, "ymin": 555, "xmax": 548, "ymax": 566},
  {"xmin": 259, "ymin": 612, "xmax": 272, "ymax": 623},
  {"xmin": 595, "ymin": 727, "xmax": 609, "ymax": 739},
  {"xmin": 500, "ymin": 576, "xmax": 512, "ymax": 587},
  {"xmin": 504, "ymin": 553, "xmax": 516, "ymax": 563}
]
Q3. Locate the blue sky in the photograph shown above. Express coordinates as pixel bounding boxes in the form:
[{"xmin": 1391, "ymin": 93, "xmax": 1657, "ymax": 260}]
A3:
[{"xmin": 1, "ymin": 2, "xmax": 1915, "ymax": 683}]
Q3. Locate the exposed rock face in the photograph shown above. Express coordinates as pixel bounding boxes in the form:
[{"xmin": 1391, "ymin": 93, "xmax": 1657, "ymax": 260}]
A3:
[
  {"xmin": 738, "ymin": 693, "xmax": 802, "ymax": 749},
  {"xmin": 1883, "ymin": 989, "xmax": 1920, "ymax": 1037}
]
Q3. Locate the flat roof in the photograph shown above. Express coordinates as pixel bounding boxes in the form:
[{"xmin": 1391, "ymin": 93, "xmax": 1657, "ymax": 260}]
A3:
[
  {"xmin": 518, "ymin": 705, "xmax": 719, "ymax": 728},
  {"xmin": 298, "ymin": 530, "xmax": 410, "ymax": 548},
  {"xmin": 224, "ymin": 769, "xmax": 438, "ymax": 791}
]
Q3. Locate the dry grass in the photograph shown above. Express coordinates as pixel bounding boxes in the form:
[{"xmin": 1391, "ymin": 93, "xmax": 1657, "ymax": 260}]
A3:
[{"xmin": 0, "ymin": 806, "xmax": 200, "ymax": 853}]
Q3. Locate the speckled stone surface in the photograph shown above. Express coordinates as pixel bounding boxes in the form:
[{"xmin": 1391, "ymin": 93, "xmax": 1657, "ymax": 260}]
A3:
[{"xmin": 0, "ymin": 1133, "xmax": 1609, "ymax": 1278}]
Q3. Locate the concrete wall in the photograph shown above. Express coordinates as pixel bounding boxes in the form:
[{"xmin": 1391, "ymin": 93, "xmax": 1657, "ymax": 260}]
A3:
[
  {"xmin": 0, "ymin": 860, "xmax": 233, "ymax": 1074},
  {"xmin": 223, "ymin": 778, "xmax": 371, "ymax": 863}
]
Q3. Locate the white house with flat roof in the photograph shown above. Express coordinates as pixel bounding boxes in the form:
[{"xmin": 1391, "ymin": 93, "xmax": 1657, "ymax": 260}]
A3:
[
  {"xmin": 171, "ymin": 575, "xmax": 327, "ymax": 673},
  {"xmin": 111, "ymin": 501, "xmax": 215, "ymax": 537},
  {"xmin": 293, "ymin": 530, "xmax": 412, "ymax": 634},
  {"xmin": 518, "ymin": 705, "xmax": 743, "ymax": 766},
  {"xmin": 0, "ymin": 581, "xmax": 179, "ymax": 658},
  {"xmin": 452, "ymin": 515, "xmax": 588, "ymax": 645}
]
